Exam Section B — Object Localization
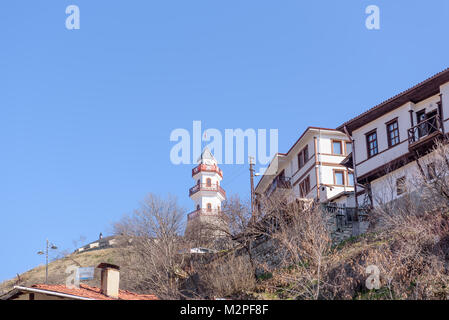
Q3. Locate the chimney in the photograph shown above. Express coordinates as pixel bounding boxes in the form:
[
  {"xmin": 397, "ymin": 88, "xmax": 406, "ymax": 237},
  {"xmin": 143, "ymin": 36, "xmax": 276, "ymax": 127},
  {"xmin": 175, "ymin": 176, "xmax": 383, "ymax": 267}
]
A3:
[{"xmin": 97, "ymin": 263, "xmax": 120, "ymax": 299}]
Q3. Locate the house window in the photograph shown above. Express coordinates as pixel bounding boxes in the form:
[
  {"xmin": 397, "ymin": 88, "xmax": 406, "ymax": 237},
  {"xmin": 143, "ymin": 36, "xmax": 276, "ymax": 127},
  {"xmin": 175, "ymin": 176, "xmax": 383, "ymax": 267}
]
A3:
[
  {"xmin": 332, "ymin": 140, "xmax": 343, "ymax": 155},
  {"xmin": 396, "ymin": 177, "xmax": 407, "ymax": 196},
  {"xmin": 206, "ymin": 178, "xmax": 212, "ymax": 187},
  {"xmin": 366, "ymin": 130, "xmax": 378, "ymax": 158},
  {"xmin": 207, "ymin": 203, "xmax": 212, "ymax": 211},
  {"xmin": 299, "ymin": 175, "xmax": 311, "ymax": 197},
  {"xmin": 334, "ymin": 170, "xmax": 345, "ymax": 186},
  {"xmin": 347, "ymin": 172, "xmax": 354, "ymax": 186},
  {"xmin": 345, "ymin": 142, "xmax": 352, "ymax": 155},
  {"xmin": 303, "ymin": 145, "xmax": 309, "ymax": 164},
  {"xmin": 305, "ymin": 176, "xmax": 310, "ymax": 194},
  {"xmin": 297, "ymin": 145, "xmax": 308, "ymax": 170},
  {"xmin": 298, "ymin": 151, "xmax": 303, "ymax": 169},
  {"xmin": 386, "ymin": 120, "xmax": 400, "ymax": 147}
]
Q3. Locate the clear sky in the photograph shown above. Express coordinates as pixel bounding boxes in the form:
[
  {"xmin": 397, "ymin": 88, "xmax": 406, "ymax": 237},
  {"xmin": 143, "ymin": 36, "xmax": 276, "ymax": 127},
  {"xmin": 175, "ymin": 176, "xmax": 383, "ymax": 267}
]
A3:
[{"xmin": 1, "ymin": 1, "xmax": 448, "ymax": 282}]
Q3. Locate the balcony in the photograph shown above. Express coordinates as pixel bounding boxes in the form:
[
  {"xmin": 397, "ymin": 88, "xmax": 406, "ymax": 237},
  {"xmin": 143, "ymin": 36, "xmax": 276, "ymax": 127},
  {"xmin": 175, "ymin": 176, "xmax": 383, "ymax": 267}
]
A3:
[
  {"xmin": 323, "ymin": 203, "xmax": 370, "ymax": 231},
  {"xmin": 192, "ymin": 164, "xmax": 223, "ymax": 178},
  {"xmin": 189, "ymin": 183, "xmax": 226, "ymax": 198},
  {"xmin": 265, "ymin": 176, "xmax": 292, "ymax": 197},
  {"xmin": 408, "ymin": 114, "xmax": 444, "ymax": 150},
  {"xmin": 187, "ymin": 208, "xmax": 222, "ymax": 221}
]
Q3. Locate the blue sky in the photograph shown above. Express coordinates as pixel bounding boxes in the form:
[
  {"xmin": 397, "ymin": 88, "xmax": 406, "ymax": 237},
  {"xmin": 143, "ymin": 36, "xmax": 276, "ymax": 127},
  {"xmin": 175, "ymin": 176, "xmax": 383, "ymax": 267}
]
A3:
[{"xmin": 0, "ymin": 1, "xmax": 448, "ymax": 282}]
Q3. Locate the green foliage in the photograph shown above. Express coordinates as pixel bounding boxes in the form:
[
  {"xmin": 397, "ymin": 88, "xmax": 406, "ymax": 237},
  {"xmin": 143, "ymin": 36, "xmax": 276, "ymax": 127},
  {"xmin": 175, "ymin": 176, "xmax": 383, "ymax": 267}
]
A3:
[{"xmin": 257, "ymin": 272, "xmax": 273, "ymax": 281}]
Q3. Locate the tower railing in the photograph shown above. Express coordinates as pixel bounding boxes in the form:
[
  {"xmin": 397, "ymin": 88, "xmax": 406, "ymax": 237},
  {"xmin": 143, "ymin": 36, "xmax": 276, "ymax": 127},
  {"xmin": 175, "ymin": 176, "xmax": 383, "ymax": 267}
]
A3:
[
  {"xmin": 187, "ymin": 208, "xmax": 222, "ymax": 221},
  {"xmin": 189, "ymin": 183, "xmax": 226, "ymax": 198},
  {"xmin": 192, "ymin": 164, "xmax": 223, "ymax": 178}
]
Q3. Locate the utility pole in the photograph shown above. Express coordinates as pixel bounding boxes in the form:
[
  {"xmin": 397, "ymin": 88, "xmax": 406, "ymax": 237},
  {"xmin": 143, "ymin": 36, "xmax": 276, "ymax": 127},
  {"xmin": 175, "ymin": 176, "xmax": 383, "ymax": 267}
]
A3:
[
  {"xmin": 249, "ymin": 156, "xmax": 256, "ymax": 219},
  {"xmin": 45, "ymin": 239, "xmax": 49, "ymax": 283}
]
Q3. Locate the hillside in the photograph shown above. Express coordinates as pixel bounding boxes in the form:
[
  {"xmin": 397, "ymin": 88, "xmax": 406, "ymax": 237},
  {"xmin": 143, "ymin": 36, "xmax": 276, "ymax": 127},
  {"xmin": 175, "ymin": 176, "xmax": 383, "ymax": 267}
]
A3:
[{"xmin": 0, "ymin": 248, "xmax": 120, "ymax": 296}]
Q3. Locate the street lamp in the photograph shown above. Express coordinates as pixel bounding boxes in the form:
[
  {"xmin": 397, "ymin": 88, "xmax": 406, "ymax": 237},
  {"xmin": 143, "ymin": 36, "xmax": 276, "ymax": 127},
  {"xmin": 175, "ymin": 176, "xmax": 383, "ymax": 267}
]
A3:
[{"xmin": 37, "ymin": 239, "xmax": 58, "ymax": 284}]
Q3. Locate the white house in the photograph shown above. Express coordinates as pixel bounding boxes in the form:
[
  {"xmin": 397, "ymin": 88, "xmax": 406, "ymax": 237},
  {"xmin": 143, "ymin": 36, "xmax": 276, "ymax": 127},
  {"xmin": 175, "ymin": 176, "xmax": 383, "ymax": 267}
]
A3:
[
  {"xmin": 338, "ymin": 68, "xmax": 449, "ymax": 207},
  {"xmin": 255, "ymin": 127, "xmax": 355, "ymax": 205}
]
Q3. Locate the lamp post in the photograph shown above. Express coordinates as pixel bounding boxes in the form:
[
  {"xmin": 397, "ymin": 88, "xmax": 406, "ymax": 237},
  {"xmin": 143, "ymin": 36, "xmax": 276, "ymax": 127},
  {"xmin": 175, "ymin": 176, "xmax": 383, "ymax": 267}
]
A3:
[{"xmin": 37, "ymin": 239, "xmax": 58, "ymax": 284}]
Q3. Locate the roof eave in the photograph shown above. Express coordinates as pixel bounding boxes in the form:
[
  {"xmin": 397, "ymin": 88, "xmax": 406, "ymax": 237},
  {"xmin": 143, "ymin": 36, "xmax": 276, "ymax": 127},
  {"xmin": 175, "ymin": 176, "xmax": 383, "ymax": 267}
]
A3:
[
  {"xmin": 338, "ymin": 68, "xmax": 449, "ymax": 134},
  {"xmin": 10, "ymin": 286, "xmax": 95, "ymax": 300}
]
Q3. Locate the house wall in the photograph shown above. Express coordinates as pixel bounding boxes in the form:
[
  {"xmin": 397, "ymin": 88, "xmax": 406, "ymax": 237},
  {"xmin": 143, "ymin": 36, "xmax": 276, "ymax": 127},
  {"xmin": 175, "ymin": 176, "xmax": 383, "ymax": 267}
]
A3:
[
  {"xmin": 259, "ymin": 130, "xmax": 354, "ymax": 204},
  {"xmin": 289, "ymin": 136, "xmax": 316, "ymax": 199},
  {"xmin": 369, "ymin": 150, "xmax": 438, "ymax": 206},
  {"xmin": 352, "ymin": 93, "xmax": 443, "ymax": 181},
  {"xmin": 370, "ymin": 161, "xmax": 419, "ymax": 206},
  {"xmin": 12, "ymin": 292, "xmax": 71, "ymax": 300},
  {"xmin": 316, "ymin": 133, "xmax": 353, "ymax": 202},
  {"xmin": 441, "ymin": 82, "xmax": 449, "ymax": 133},
  {"xmin": 350, "ymin": 79, "xmax": 449, "ymax": 206}
]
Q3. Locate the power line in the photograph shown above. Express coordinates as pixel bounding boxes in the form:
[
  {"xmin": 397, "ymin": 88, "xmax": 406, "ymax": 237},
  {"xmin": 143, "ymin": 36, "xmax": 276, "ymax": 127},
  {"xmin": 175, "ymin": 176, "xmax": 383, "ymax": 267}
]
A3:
[{"xmin": 221, "ymin": 165, "xmax": 247, "ymax": 188}]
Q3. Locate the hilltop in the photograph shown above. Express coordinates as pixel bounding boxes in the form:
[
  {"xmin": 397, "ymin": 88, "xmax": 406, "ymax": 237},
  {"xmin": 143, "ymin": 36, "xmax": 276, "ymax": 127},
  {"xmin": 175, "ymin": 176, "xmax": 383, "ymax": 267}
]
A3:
[{"xmin": 0, "ymin": 248, "xmax": 120, "ymax": 295}]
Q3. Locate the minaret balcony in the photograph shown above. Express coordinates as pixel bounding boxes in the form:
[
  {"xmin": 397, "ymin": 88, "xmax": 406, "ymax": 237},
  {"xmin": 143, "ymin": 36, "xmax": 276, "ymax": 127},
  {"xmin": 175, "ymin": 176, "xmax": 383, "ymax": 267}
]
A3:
[
  {"xmin": 187, "ymin": 208, "xmax": 222, "ymax": 221},
  {"xmin": 189, "ymin": 183, "xmax": 226, "ymax": 198},
  {"xmin": 192, "ymin": 164, "xmax": 223, "ymax": 178}
]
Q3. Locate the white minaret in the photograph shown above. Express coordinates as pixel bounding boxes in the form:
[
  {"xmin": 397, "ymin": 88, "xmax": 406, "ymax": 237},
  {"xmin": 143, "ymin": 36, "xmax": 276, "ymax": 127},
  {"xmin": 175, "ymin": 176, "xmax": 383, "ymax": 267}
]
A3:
[{"xmin": 185, "ymin": 147, "xmax": 226, "ymax": 237}]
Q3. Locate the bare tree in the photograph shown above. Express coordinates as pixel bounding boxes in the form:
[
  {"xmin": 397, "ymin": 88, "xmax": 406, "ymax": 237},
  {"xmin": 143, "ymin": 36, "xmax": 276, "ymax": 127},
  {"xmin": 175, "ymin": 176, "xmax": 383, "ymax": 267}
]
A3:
[
  {"xmin": 197, "ymin": 190, "xmax": 334, "ymax": 300},
  {"xmin": 113, "ymin": 193, "xmax": 188, "ymax": 299},
  {"xmin": 193, "ymin": 253, "xmax": 256, "ymax": 299},
  {"xmin": 256, "ymin": 191, "xmax": 333, "ymax": 300}
]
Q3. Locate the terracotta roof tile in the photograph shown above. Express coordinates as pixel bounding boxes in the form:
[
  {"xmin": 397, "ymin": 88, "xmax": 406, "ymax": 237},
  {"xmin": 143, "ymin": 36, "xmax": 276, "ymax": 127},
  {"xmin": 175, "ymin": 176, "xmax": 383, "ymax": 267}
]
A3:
[{"xmin": 31, "ymin": 284, "xmax": 158, "ymax": 300}]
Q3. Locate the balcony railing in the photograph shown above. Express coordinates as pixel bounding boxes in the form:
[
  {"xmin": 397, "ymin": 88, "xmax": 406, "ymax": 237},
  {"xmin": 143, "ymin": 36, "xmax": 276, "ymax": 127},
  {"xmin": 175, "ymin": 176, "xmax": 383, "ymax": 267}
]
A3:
[
  {"xmin": 408, "ymin": 114, "xmax": 443, "ymax": 147},
  {"xmin": 189, "ymin": 183, "xmax": 226, "ymax": 198},
  {"xmin": 323, "ymin": 203, "xmax": 370, "ymax": 231},
  {"xmin": 192, "ymin": 164, "xmax": 223, "ymax": 178},
  {"xmin": 187, "ymin": 208, "xmax": 222, "ymax": 221},
  {"xmin": 266, "ymin": 176, "xmax": 292, "ymax": 197}
]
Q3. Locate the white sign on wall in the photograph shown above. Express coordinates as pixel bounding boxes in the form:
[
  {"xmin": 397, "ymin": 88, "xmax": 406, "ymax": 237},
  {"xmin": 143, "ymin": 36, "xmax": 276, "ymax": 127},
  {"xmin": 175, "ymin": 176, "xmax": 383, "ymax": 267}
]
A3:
[{"xmin": 78, "ymin": 267, "xmax": 95, "ymax": 281}]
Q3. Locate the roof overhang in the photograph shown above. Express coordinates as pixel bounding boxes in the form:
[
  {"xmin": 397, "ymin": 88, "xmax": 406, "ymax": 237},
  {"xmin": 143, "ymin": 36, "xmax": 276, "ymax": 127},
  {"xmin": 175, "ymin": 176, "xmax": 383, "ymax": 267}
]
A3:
[
  {"xmin": 1, "ymin": 286, "xmax": 94, "ymax": 300},
  {"xmin": 338, "ymin": 68, "xmax": 449, "ymax": 134},
  {"xmin": 255, "ymin": 153, "xmax": 288, "ymax": 193}
]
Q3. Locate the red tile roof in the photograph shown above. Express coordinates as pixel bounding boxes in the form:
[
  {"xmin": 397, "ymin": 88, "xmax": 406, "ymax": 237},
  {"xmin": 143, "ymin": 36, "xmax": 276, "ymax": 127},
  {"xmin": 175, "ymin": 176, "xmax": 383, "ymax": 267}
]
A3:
[{"xmin": 31, "ymin": 284, "xmax": 158, "ymax": 300}]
